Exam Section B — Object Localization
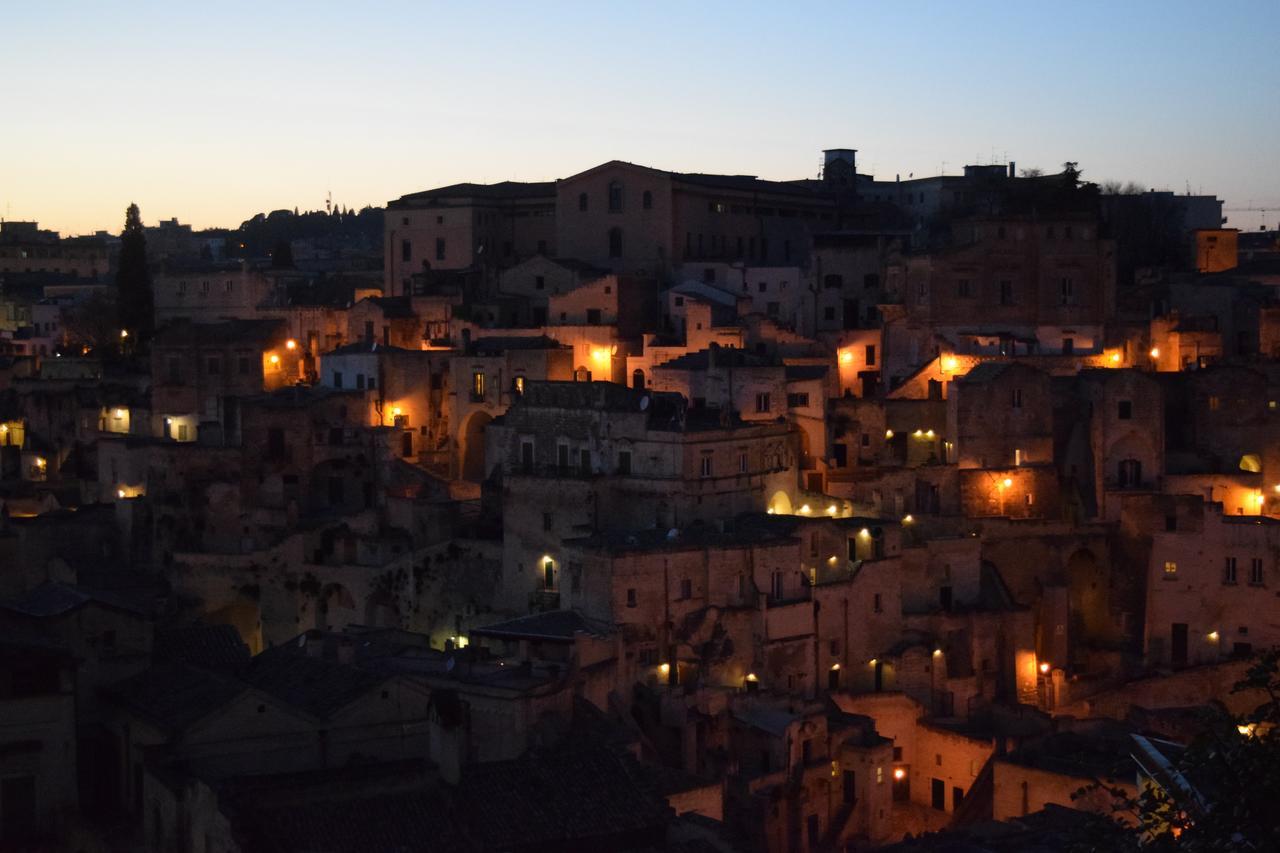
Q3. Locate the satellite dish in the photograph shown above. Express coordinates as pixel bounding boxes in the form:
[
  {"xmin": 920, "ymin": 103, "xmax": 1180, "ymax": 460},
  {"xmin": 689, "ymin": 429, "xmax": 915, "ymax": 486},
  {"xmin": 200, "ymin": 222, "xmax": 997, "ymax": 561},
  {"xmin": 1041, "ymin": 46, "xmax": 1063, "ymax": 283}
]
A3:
[{"xmin": 639, "ymin": 396, "xmax": 650, "ymax": 411}]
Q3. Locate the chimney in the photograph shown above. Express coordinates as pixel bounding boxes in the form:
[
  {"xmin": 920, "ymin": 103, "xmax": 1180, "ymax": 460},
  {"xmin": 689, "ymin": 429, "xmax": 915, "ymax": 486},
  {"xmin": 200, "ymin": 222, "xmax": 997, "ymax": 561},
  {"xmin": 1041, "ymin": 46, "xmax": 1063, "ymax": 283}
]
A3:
[{"xmin": 1008, "ymin": 162, "xmax": 1016, "ymax": 179}]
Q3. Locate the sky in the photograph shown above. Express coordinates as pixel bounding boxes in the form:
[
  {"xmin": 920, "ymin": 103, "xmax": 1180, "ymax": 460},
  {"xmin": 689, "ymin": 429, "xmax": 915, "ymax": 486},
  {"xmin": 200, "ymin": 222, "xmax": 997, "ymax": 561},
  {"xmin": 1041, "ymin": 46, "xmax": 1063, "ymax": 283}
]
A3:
[{"xmin": 3, "ymin": 1, "xmax": 1278, "ymax": 236}]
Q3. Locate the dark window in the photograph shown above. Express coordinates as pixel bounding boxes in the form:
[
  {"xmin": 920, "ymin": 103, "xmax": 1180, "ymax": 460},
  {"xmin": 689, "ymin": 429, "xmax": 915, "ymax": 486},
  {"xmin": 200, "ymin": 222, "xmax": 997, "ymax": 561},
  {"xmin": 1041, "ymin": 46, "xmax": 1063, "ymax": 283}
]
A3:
[
  {"xmin": 865, "ymin": 345, "xmax": 876, "ymax": 366},
  {"xmin": 999, "ymin": 280, "xmax": 1013, "ymax": 305},
  {"xmin": 608, "ymin": 228, "xmax": 622, "ymax": 259},
  {"xmin": 618, "ymin": 450, "xmax": 632, "ymax": 474},
  {"xmin": 587, "ymin": 308, "xmax": 601, "ymax": 324},
  {"xmin": 957, "ymin": 278, "xmax": 971, "ymax": 298},
  {"xmin": 680, "ymin": 578, "xmax": 692, "ymax": 600},
  {"xmin": 579, "ymin": 448, "xmax": 591, "ymax": 475},
  {"xmin": 435, "ymin": 238, "xmax": 445, "ymax": 261},
  {"xmin": 522, "ymin": 442, "xmax": 535, "ymax": 473},
  {"xmin": 332, "ymin": 371, "xmax": 343, "ymax": 389},
  {"xmin": 608, "ymin": 181, "xmax": 623, "ymax": 213},
  {"xmin": 1224, "ymin": 557, "xmax": 1237, "ymax": 584},
  {"xmin": 824, "ymin": 274, "xmax": 843, "ymax": 290},
  {"xmin": 578, "ymin": 192, "xmax": 588, "ymax": 212},
  {"xmin": 401, "ymin": 239, "xmax": 411, "ymax": 262},
  {"xmin": 542, "ymin": 512, "xmax": 552, "ymax": 532},
  {"xmin": 755, "ymin": 393, "xmax": 770, "ymax": 413},
  {"xmin": 534, "ymin": 275, "xmax": 545, "ymax": 290},
  {"xmin": 626, "ymin": 588, "xmax": 637, "ymax": 607},
  {"xmin": 238, "ymin": 356, "xmax": 251, "ymax": 375},
  {"xmin": 642, "ymin": 190, "xmax": 652, "ymax": 210},
  {"xmin": 1118, "ymin": 400, "xmax": 1132, "ymax": 419},
  {"xmin": 1011, "ymin": 389, "xmax": 1022, "ymax": 408}
]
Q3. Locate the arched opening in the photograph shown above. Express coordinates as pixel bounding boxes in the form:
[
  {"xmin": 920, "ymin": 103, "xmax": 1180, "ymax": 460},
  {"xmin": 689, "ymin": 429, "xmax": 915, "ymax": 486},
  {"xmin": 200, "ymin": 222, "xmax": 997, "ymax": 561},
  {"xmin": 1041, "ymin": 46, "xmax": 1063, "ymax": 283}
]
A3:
[
  {"xmin": 574, "ymin": 366, "xmax": 592, "ymax": 382},
  {"xmin": 316, "ymin": 583, "xmax": 357, "ymax": 630},
  {"xmin": 364, "ymin": 589, "xmax": 401, "ymax": 629},
  {"xmin": 1117, "ymin": 458, "xmax": 1142, "ymax": 488},
  {"xmin": 1066, "ymin": 548, "xmax": 1110, "ymax": 652},
  {"xmin": 632, "ymin": 369, "xmax": 645, "ymax": 390},
  {"xmin": 459, "ymin": 411, "xmax": 493, "ymax": 482},
  {"xmin": 608, "ymin": 227, "xmax": 623, "ymax": 259},
  {"xmin": 768, "ymin": 490, "xmax": 793, "ymax": 515}
]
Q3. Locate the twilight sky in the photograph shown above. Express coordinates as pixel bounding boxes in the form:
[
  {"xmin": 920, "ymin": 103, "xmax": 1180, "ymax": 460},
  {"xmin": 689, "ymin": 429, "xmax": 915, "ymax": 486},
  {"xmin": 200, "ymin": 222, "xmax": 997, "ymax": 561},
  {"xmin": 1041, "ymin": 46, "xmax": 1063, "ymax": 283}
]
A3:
[{"xmin": 4, "ymin": 1, "xmax": 1278, "ymax": 236}]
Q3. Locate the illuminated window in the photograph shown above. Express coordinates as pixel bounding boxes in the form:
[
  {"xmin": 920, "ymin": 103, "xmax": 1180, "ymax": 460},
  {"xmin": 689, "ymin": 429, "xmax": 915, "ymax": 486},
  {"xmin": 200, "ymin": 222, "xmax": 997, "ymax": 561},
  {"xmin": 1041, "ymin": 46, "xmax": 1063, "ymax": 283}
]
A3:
[
  {"xmin": 471, "ymin": 372, "xmax": 485, "ymax": 401},
  {"xmin": 876, "ymin": 767, "xmax": 884, "ymax": 784},
  {"xmin": 1164, "ymin": 561, "xmax": 1178, "ymax": 577}
]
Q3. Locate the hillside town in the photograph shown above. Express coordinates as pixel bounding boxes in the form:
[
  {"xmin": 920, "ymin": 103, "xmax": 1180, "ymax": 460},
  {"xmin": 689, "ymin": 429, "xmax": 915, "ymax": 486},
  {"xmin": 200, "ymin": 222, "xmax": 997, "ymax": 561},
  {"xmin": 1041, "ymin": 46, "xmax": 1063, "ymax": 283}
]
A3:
[{"xmin": 2, "ymin": 150, "xmax": 1280, "ymax": 852}]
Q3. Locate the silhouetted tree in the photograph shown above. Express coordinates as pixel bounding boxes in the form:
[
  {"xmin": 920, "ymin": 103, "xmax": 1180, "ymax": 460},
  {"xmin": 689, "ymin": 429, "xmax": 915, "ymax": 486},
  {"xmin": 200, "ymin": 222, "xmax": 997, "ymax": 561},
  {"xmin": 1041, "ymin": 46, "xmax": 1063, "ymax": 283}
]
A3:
[{"xmin": 116, "ymin": 203, "xmax": 154, "ymax": 342}]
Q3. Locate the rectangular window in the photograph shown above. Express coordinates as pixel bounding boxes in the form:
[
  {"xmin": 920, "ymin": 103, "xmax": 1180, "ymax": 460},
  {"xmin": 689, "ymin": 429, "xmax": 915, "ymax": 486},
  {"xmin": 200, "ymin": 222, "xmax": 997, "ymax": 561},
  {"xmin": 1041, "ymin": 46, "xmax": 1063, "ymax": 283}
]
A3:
[
  {"xmin": 618, "ymin": 450, "xmax": 632, "ymax": 475},
  {"xmin": 1250, "ymin": 558, "xmax": 1263, "ymax": 585},
  {"xmin": 1164, "ymin": 561, "xmax": 1178, "ymax": 578},
  {"xmin": 238, "ymin": 356, "xmax": 251, "ymax": 375},
  {"xmin": 1224, "ymin": 557, "xmax": 1237, "ymax": 584},
  {"xmin": 999, "ymin": 280, "xmax": 1013, "ymax": 305},
  {"xmin": 787, "ymin": 393, "xmax": 809, "ymax": 408},
  {"xmin": 755, "ymin": 392, "xmax": 770, "ymax": 413},
  {"xmin": 401, "ymin": 240, "xmax": 411, "ymax": 263},
  {"xmin": 626, "ymin": 588, "xmax": 637, "ymax": 608},
  {"xmin": 738, "ymin": 451, "xmax": 748, "ymax": 473},
  {"xmin": 435, "ymin": 238, "xmax": 445, "ymax": 261},
  {"xmin": 579, "ymin": 448, "xmax": 591, "ymax": 475},
  {"xmin": 700, "ymin": 454, "xmax": 712, "ymax": 477},
  {"xmin": 865, "ymin": 345, "xmax": 876, "ymax": 366},
  {"xmin": 873, "ymin": 593, "xmax": 882, "ymax": 613},
  {"xmin": 558, "ymin": 443, "xmax": 570, "ymax": 471},
  {"xmin": 680, "ymin": 578, "xmax": 692, "ymax": 600},
  {"xmin": 1060, "ymin": 277, "xmax": 1075, "ymax": 305},
  {"xmin": 521, "ymin": 441, "xmax": 534, "ymax": 473},
  {"xmin": 1011, "ymin": 389, "xmax": 1022, "ymax": 408},
  {"xmin": 1118, "ymin": 400, "xmax": 1132, "ymax": 420},
  {"xmin": 957, "ymin": 278, "xmax": 971, "ymax": 298},
  {"xmin": 542, "ymin": 512, "xmax": 552, "ymax": 532},
  {"xmin": 471, "ymin": 372, "xmax": 485, "ymax": 401},
  {"xmin": 535, "ymin": 276, "xmax": 545, "ymax": 290}
]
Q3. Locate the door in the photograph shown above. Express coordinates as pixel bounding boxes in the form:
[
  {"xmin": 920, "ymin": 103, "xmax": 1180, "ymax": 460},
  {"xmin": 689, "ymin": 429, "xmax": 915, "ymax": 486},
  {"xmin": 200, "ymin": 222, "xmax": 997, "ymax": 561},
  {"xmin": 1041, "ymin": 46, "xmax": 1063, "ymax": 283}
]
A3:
[
  {"xmin": 931, "ymin": 778, "xmax": 946, "ymax": 811},
  {"xmin": 842, "ymin": 770, "xmax": 856, "ymax": 805},
  {"xmin": 806, "ymin": 814, "xmax": 819, "ymax": 849},
  {"xmin": 401, "ymin": 431, "xmax": 413, "ymax": 458},
  {"xmin": 1171, "ymin": 623, "xmax": 1189, "ymax": 667},
  {"xmin": 873, "ymin": 660, "xmax": 884, "ymax": 692},
  {"xmin": 828, "ymin": 667, "xmax": 840, "ymax": 691}
]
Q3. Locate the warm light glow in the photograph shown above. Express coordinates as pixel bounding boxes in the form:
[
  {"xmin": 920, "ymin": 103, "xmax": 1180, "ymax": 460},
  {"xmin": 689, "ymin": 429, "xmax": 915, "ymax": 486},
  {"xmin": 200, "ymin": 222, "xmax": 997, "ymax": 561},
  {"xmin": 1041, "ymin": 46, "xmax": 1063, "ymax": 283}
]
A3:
[
  {"xmin": 269, "ymin": 354, "xmax": 280, "ymax": 364},
  {"xmin": 925, "ymin": 429, "xmax": 935, "ymax": 438},
  {"xmin": 1149, "ymin": 347, "xmax": 1159, "ymax": 359},
  {"xmin": 117, "ymin": 489, "xmax": 125, "ymax": 498},
  {"xmin": 828, "ymin": 555, "xmax": 838, "ymax": 564},
  {"xmin": 1254, "ymin": 492, "xmax": 1266, "ymax": 506},
  {"xmin": 799, "ymin": 504, "xmax": 811, "ymax": 514},
  {"xmin": 391, "ymin": 407, "xmax": 402, "ymax": 417},
  {"xmin": 902, "ymin": 514, "xmax": 914, "ymax": 523},
  {"xmin": 913, "ymin": 429, "xmax": 923, "ymax": 437},
  {"xmin": 114, "ymin": 408, "xmax": 126, "ymax": 418},
  {"xmin": 766, "ymin": 507, "xmax": 775, "ymax": 514},
  {"xmin": 659, "ymin": 663, "xmax": 670, "ymax": 675},
  {"xmin": 829, "ymin": 663, "xmax": 840, "ymax": 671},
  {"xmin": 893, "ymin": 767, "xmax": 906, "ymax": 780},
  {"xmin": 1238, "ymin": 723, "xmax": 1256, "ymax": 737},
  {"xmin": 858, "ymin": 528, "xmax": 870, "ymax": 537},
  {"xmin": 868, "ymin": 658, "xmax": 878, "ymax": 666},
  {"xmin": 826, "ymin": 504, "xmax": 837, "ymax": 515},
  {"xmin": 941, "ymin": 355, "xmax": 958, "ymax": 372},
  {"xmin": 932, "ymin": 648, "xmax": 943, "ymax": 657},
  {"xmin": 1, "ymin": 425, "xmax": 8, "ymax": 434},
  {"xmin": 591, "ymin": 347, "xmax": 610, "ymax": 362},
  {"xmin": 1110, "ymin": 351, "xmax": 1121, "ymax": 364},
  {"xmin": 839, "ymin": 350, "xmax": 853, "ymax": 364},
  {"xmin": 1207, "ymin": 630, "xmax": 1219, "ymax": 641},
  {"xmin": 1039, "ymin": 662, "xmax": 1051, "ymax": 674},
  {"xmin": 745, "ymin": 672, "xmax": 759, "ymax": 682},
  {"xmin": 1002, "ymin": 478, "xmax": 1013, "ymax": 488},
  {"xmin": 885, "ymin": 429, "xmax": 894, "ymax": 439},
  {"xmin": 285, "ymin": 339, "xmax": 297, "ymax": 350},
  {"xmin": 119, "ymin": 329, "xmax": 128, "ymax": 339},
  {"xmin": 35, "ymin": 457, "xmax": 46, "ymax": 468}
]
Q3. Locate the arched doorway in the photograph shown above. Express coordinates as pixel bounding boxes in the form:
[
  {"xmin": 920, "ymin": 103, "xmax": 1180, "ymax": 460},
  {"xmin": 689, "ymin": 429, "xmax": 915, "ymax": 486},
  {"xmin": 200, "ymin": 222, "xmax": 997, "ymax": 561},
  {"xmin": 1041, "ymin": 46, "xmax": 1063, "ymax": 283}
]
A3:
[
  {"xmin": 459, "ymin": 411, "xmax": 493, "ymax": 482},
  {"xmin": 768, "ymin": 490, "xmax": 793, "ymax": 515},
  {"xmin": 632, "ymin": 369, "xmax": 645, "ymax": 389}
]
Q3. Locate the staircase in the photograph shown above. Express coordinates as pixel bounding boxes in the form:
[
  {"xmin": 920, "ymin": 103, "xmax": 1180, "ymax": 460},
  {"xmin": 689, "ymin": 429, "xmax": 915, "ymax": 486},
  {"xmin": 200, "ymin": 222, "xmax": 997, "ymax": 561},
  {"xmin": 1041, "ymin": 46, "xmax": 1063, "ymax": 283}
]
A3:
[{"xmin": 948, "ymin": 755, "xmax": 996, "ymax": 828}]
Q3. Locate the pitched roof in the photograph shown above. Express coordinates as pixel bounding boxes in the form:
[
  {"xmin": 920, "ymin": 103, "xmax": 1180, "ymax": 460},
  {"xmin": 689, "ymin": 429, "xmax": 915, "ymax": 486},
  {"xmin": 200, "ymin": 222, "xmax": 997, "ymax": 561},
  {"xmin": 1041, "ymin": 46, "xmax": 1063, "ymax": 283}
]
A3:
[
  {"xmin": 2, "ymin": 580, "xmax": 153, "ymax": 619},
  {"xmin": 101, "ymin": 663, "xmax": 247, "ymax": 734},
  {"xmin": 242, "ymin": 648, "xmax": 390, "ymax": 718},
  {"xmin": 472, "ymin": 610, "xmax": 613, "ymax": 642},
  {"xmin": 391, "ymin": 180, "xmax": 557, "ymax": 207},
  {"xmin": 155, "ymin": 623, "xmax": 251, "ymax": 673}
]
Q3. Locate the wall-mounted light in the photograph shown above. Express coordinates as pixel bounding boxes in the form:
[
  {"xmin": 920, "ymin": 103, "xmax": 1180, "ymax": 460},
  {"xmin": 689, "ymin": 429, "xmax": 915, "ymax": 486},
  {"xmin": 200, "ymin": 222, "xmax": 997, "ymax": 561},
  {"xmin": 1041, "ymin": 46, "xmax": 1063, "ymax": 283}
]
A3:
[
  {"xmin": 269, "ymin": 354, "xmax": 280, "ymax": 365},
  {"xmin": 285, "ymin": 339, "xmax": 298, "ymax": 350},
  {"xmin": 941, "ymin": 355, "xmax": 958, "ymax": 372},
  {"xmin": 1149, "ymin": 347, "xmax": 1160, "ymax": 359},
  {"xmin": 885, "ymin": 429, "xmax": 894, "ymax": 439},
  {"xmin": 1002, "ymin": 478, "xmax": 1013, "ymax": 488},
  {"xmin": 893, "ymin": 767, "xmax": 906, "ymax": 780},
  {"xmin": 1039, "ymin": 662, "xmax": 1051, "ymax": 674},
  {"xmin": 1207, "ymin": 630, "xmax": 1220, "ymax": 641}
]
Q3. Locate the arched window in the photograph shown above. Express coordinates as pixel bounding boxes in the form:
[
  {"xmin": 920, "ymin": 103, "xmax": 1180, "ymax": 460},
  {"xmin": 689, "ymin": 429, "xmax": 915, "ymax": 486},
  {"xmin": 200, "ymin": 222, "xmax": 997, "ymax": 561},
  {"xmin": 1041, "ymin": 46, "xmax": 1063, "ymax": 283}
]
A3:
[
  {"xmin": 632, "ymin": 369, "xmax": 645, "ymax": 389},
  {"xmin": 608, "ymin": 227, "xmax": 623, "ymax": 259},
  {"xmin": 578, "ymin": 192, "xmax": 588, "ymax": 212},
  {"xmin": 642, "ymin": 190, "xmax": 653, "ymax": 210},
  {"xmin": 1118, "ymin": 458, "xmax": 1142, "ymax": 488},
  {"xmin": 608, "ymin": 181, "xmax": 623, "ymax": 213}
]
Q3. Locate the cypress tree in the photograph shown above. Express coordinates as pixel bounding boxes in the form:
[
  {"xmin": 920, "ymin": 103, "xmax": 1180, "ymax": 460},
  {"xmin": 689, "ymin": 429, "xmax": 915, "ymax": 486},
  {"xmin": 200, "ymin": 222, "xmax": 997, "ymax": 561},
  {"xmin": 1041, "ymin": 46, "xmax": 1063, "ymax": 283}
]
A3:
[{"xmin": 116, "ymin": 203, "xmax": 154, "ymax": 342}]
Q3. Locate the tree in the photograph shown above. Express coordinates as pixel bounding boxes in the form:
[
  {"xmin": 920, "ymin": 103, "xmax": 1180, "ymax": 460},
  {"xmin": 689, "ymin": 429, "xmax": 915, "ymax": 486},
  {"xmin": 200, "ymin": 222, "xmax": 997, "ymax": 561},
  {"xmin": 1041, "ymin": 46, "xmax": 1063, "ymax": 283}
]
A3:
[
  {"xmin": 1020, "ymin": 167, "xmax": 1044, "ymax": 178},
  {"xmin": 116, "ymin": 203, "xmax": 154, "ymax": 343},
  {"xmin": 1071, "ymin": 649, "xmax": 1280, "ymax": 851}
]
